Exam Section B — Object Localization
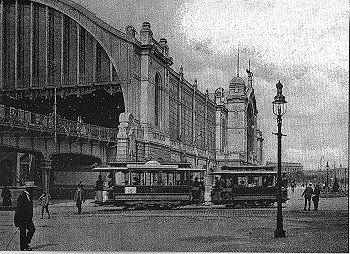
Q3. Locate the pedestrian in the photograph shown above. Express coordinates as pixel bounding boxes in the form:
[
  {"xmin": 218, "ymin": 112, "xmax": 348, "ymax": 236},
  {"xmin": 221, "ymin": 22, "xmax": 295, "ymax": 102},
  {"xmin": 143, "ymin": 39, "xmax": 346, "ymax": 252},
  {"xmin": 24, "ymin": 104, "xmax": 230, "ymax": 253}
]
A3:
[
  {"xmin": 332, "ymin": 178, "xmax": 339, "ymax": 193},
  {"xmin": 291, "ymin": 182, "xmax": 296, "ymax": 193},
  {"xmin": 312, "ymin": 184, "xmax": 321, "ymax": 211},
  {"xmin": 14, "ymin": 181, "xmax": 37, "ymax": 251},
  {"xmin": 39, "ymin": 192, "xmax": 51, "ymax": 219},
  {"xmin": 95, "ymin": 175, "xmax": 103, "ymax": 203},
  {"xmin": 1, "ymin": 185, "xmax": 12, "ymax": 206},
  {"xmin": 301, "ymin": 183, "xmax": 313, "ymax": 211},
  {"xmin": 74, "ymin": 183, "xmax": 85, "ymax": 214}
]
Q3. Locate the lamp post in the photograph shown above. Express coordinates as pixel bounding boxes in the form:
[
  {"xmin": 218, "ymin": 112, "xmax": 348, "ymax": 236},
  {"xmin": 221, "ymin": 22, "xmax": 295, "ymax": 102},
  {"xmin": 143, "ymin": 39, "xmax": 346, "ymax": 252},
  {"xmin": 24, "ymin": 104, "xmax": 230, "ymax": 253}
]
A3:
[
  {"xmin": 272, "ymin": 80, "xmax": 287, "ymax": 238},
  {"xmin": 325, "ymin": 162, "xmax": 330, "ymax": 192}
]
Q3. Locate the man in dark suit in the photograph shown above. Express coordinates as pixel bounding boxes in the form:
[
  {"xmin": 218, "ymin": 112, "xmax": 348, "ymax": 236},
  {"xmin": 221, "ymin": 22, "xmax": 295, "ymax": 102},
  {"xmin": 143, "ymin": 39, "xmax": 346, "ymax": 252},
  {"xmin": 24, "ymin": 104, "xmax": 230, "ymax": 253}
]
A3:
[{"xmin": 14, "ymin": 182, "xmax": 37, "ymax": 251}]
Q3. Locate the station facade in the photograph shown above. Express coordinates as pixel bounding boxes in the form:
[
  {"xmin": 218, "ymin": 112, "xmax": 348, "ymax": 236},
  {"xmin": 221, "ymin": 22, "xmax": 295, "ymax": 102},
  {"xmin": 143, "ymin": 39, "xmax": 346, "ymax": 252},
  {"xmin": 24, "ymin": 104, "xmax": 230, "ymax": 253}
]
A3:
[{"xmin": 0, "ymin": 0, "xmax": 263, "ymax": 195}]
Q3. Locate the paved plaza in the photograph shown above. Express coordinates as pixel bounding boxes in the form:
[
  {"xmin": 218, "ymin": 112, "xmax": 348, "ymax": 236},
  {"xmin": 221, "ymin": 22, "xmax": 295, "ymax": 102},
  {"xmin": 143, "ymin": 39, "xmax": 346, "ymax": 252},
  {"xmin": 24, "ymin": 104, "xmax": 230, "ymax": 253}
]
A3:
[{"xmin": 0, "ymin": 187, "xmax": 348, "ymax": 252}]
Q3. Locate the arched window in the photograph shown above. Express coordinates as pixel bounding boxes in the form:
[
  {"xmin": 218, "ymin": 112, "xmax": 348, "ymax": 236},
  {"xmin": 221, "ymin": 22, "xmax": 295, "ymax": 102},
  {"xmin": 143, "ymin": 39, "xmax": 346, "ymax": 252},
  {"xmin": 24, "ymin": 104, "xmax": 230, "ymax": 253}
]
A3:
[{"xmin": 155, "ymin": 73, "xmax": 161, "ymax": 126}]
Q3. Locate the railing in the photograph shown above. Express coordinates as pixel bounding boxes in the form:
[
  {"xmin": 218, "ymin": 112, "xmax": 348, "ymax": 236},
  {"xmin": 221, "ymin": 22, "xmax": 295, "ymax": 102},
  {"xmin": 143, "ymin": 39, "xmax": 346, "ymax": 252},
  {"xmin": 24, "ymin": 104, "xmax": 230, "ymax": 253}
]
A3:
[{"xmin": 0, "ymin": 104, "xmax": 118, "ymax": 142}]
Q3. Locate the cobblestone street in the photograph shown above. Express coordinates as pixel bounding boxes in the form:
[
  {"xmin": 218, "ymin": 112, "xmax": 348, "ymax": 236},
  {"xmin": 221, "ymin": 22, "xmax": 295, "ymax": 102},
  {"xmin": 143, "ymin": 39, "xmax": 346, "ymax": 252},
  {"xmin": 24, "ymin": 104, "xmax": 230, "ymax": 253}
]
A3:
[{"xmin": 0, "ymin": 188, "xmax": 348, "ymax": 252}]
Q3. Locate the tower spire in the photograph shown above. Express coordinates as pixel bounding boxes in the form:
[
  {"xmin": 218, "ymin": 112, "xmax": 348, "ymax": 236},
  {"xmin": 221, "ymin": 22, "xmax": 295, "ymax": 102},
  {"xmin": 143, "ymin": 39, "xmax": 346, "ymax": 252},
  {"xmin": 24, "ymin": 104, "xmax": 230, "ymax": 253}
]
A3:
[{"xmin": 237, "ymin": 47, "xmax": 240, "ymax": 77}]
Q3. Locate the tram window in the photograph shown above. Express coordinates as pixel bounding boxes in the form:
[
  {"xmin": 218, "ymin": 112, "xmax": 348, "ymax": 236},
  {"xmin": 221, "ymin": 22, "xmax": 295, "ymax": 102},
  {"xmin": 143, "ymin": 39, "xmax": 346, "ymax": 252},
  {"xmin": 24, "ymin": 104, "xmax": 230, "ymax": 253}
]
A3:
[
  {"xmin": 175, "ymin": 172, "xmax": 186, "ymax": 185},
  {"xmin": 157, "ymin": 172, "xmax": 165, "ymax": 185},
  {"xmin": 114, "ymin": 172, "xmax": 124, "ymax": 185},
  {"xmin": 174, "ymin": 173, "xmax": 181, "ymax": 185},
  {"xmin": 238, "ymin": 177, "xmax": 246, "ymax": 187},
  {"xmin": 151, "ymin": 173, "xmax": 159, "ymax": 185},
  {"xmin": 139, "ymin": 172, "xmax": 145, "ymax": 185},
  {"xmin": 247, "ymin": 176, "xmax": 255, "ymax": 187},
  {"xmin": 167, "ymin": 173, "xmax": 174, "ymax": 185},
  {"xmin": 255, "ymin": 177, "xmax": 262, "ymax": 187},
  {"xmin": 131, "ymin": 172, "xmax": 141, "ymax": 185},
  {"xmin": 145, "ymin": 172, "xmax": 152, "ymax": 186},
  {"xmin": 231, "ymin": 177, "xmax": 238, "ymax": 187},
  {"xmin": 185, "ymin": 172, "xmax": 190, "ymax": 185},
  {"xmin": 123, "ymin": 172, "xmax": 129, "ymax": 185},
  {"xmin": 262, "ymin": 176, "xmax": 273, "ymax": 187}
]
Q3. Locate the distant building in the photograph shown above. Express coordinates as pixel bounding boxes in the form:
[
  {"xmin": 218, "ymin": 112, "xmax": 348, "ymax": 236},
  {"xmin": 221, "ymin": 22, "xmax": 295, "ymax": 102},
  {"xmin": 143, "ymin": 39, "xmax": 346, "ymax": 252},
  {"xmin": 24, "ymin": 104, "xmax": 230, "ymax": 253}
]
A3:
[
  {"xmin": 209, "ymin": 64, "xmax": 264, "ymax": 169},
  {"xmin": 266, "ymin": 161, "xmax": 303, "ymax": 174},
  {"xmin": 332, "ymin": 165, "xmax": 348, "ymax": 181}
]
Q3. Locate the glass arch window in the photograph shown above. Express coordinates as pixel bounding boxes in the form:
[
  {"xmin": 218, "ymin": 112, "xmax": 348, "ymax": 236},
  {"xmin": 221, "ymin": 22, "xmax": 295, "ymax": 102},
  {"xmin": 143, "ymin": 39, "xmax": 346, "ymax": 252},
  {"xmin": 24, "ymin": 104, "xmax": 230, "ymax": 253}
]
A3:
[{"xmin": 1, "ymin": 1, "xmax": 119, "ymax": 90}]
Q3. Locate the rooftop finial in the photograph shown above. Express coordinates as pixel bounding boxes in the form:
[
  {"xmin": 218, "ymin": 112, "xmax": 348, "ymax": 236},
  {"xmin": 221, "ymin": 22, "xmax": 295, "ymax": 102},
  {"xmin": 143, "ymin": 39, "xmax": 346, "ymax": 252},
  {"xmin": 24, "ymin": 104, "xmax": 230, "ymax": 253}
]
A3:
[{"xmin": 237, "ymin": 47, "xmax": 240, "ymax": 77}]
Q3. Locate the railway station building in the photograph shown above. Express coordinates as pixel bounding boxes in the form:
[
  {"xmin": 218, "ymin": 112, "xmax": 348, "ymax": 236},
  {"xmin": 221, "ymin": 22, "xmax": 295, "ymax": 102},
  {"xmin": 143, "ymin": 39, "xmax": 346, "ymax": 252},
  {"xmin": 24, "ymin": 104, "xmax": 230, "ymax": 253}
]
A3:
[{"xmin": 0, "ymin": 0, "xmax": 263, "ymax": 197}]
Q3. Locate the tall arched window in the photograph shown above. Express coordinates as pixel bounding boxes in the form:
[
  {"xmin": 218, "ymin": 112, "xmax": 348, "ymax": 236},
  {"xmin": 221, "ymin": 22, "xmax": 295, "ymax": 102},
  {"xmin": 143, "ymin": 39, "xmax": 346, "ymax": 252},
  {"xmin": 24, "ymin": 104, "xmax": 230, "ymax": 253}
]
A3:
[{"xmin": 155, "ymin": 73, "xmax": 161, "ymax": 126}]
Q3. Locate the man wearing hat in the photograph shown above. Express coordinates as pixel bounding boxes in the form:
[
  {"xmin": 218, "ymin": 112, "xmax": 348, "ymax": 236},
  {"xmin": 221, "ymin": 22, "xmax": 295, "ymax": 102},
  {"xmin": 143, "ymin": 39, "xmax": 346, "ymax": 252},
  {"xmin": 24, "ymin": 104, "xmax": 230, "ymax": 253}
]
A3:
[
  {"xmin": 301, "ymin": 182, "xmax": 314, "ymax": 211},
  {"xmin": 14, "ymin": 181, "xmax": 37, "ymax": 251}
]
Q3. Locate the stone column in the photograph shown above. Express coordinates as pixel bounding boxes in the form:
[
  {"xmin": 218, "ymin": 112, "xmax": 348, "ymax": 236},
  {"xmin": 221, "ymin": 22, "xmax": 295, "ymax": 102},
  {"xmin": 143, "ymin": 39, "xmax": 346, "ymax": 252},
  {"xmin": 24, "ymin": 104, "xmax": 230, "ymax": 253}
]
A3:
[
  {"xmin": 41, "ymin": 159, "xmax": 52, "ymax": 193},
  {"xmin": 16, "ymin": 153, "xmax": 24, "ymax": 186},
  {"xmin": 116, "ymin": 113, "xmax": 132, "ymax": 161}
]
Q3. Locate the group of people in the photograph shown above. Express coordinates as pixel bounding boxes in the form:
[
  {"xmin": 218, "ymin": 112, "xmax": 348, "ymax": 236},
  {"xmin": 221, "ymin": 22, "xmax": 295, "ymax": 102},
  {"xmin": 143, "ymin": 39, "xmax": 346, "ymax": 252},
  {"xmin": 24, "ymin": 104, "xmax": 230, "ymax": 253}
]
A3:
[
  {"xmin": 301, "ymin": 183, "xmax": 321, "ymax": 211},
  {"xmin": 7, "ymin": 181, "xmax": 86, "ymax": 251}
]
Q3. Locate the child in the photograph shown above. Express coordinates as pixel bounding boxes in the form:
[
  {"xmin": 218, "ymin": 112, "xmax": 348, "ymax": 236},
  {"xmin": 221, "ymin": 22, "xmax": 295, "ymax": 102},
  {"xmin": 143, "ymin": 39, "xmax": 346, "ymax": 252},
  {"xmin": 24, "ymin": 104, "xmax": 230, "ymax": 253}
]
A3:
[{"xmin": 39, "ymin": 192, "xmax": 51, "ymax": 219}]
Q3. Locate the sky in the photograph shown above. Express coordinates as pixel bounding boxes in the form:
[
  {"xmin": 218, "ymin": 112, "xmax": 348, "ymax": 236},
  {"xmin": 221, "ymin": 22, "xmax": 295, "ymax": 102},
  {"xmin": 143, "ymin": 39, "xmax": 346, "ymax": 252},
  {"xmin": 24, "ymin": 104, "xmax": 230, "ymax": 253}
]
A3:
[{"xmin": 74, "ymin": 0, "xmax": 349, "ymax": 171}]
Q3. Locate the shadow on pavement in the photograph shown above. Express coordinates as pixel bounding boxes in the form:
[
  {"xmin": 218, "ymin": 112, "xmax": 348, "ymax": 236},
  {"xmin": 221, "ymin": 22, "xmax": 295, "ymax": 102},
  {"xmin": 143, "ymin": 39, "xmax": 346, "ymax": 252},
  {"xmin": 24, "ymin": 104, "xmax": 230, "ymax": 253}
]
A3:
[{"xmin": 31, "ymin": 243, "xmax": 59, "ymax": 250}]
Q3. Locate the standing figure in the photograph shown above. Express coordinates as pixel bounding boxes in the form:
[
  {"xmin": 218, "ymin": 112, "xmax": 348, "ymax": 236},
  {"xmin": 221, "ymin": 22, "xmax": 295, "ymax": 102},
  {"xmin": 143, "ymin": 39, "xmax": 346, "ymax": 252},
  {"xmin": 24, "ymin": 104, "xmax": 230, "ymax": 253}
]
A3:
[
  {"xmin": 14, "ymin": 181, "xmax": 37, "ymax": 251},
  {"xmin": 1, "ymin": 185, "xmax": 12, "ymax": 206},
  {"xmin": 301, "ymin": 183, "xmax": 313, "ymax": 211},
  {"xmin": 312, "ymin": 185, "xmax": 321, "ymax": 211},
  {"xmin": 290, "ymin": 182, "xmax": 296, "ymax": 193},
  {"xmin": 332, "ymin": 178, "xmax": 339, "ymax": 193},
  {"xmin": 39, "ymin": 192, "xmax": 51, "ymax": 219},
  {"xmin": 95, "ymin": 175, "xmax": 104, "ymax": 203},
  {"xmin": 74, "ymin": 183, "xmax": 85, "ymax": 214}
]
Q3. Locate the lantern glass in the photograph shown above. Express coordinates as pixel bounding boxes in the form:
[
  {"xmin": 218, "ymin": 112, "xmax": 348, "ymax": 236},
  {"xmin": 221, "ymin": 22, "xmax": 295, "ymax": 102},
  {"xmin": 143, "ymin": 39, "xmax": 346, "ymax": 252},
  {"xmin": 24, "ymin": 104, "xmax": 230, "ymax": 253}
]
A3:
[{"xmin": 273, "ymin": 101, "xmax": 287, "ymax": 116}]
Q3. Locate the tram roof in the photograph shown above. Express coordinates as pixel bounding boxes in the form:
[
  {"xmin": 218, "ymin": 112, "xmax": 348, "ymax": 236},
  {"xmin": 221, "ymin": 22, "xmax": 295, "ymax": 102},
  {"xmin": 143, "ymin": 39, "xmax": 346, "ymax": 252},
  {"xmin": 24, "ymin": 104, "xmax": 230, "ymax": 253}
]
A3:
[
  {"xmin": 221, "ymin": 165, "xmax": 276, "ymax": 170},
  {"xmin": 92, "ymin": 160, "xmax": 206, "ymax": 172},
  {"xmin": 209, "ymin": 170, "xmax": 279, "ymax": 176},
  {"xmin": 103, "ymin": 160, "xmax": 193, "ymax": 168}
]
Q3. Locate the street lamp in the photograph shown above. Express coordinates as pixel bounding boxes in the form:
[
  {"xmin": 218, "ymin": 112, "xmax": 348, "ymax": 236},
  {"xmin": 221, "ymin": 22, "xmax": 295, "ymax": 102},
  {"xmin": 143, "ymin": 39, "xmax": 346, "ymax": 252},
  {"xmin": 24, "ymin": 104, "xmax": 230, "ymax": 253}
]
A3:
[
  {"xmin": 325, "ymin": 162, "xmax": 330, "ymax": 192},
  {"xmin": 272, "ymin": 80, "xmax": 287, "ymax": 238}
]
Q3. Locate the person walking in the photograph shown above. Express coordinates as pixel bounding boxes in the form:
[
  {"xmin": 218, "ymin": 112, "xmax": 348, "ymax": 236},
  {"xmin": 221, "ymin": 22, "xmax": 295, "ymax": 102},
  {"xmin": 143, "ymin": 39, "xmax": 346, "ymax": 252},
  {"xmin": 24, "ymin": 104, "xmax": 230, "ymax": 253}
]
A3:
[
  {"xmin": 14, "ymin": 181, "xmax": 37, "ymax": 251},
  {"xmin": 312, "ymin": 184, "xmax": 321, "ymax": 211},
  {"xmin": 39, "ymin": 192, "xmax": 51, "ymax": 219},
  {"xmin": 290, "ymin": 182, "xmax": 296, "ymax": 193},
  {"xmin": 1, "ymin": 185, "xmax": 12, "ymax": 206},
  {"xmin": 74, "ymin": 183, "xmax": 85, "ymax": 214},
  {"xmin": 301, "ymin": 183, "xmax": 313, "ymax": 211}
]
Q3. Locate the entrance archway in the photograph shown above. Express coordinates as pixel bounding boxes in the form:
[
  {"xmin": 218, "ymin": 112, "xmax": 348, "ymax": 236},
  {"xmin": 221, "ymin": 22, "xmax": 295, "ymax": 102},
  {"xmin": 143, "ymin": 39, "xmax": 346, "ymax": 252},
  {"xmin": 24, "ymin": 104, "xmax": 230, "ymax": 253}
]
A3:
[{"xmin": 50, "ymin": 153, "xmax": 102, "ymax": 198}]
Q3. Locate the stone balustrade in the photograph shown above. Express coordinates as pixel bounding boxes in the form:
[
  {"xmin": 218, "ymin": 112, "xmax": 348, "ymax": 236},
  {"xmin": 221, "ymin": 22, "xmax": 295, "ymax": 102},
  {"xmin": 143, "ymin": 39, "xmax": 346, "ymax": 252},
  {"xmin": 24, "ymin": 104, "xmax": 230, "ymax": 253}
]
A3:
[{"xmin": 0, "ymin": 104, "xmax": 118, "ymax": 142}]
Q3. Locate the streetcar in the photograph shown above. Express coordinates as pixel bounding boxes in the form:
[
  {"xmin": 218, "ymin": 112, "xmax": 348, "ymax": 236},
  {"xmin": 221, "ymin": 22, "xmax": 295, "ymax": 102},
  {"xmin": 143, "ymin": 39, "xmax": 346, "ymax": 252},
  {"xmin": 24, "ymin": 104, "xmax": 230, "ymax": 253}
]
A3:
[
  {"xmin": 92, "ymin": 160, "xmax": 206, "ymax": 209},
  {"xmin": 209, "ymin": 165, "xmax": 288, "ymax": 207}
]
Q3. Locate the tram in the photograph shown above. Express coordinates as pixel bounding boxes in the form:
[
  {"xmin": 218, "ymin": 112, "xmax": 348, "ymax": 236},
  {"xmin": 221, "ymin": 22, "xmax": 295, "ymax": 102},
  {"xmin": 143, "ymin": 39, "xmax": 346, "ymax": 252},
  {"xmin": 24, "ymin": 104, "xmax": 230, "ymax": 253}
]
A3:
[
  {"xmin": 210, "ymin": 165, "xmax": 288, "ymax": 207},
  {"xmin": 92, "ymin": 160, "xmax": 206, "ymax": 209}
]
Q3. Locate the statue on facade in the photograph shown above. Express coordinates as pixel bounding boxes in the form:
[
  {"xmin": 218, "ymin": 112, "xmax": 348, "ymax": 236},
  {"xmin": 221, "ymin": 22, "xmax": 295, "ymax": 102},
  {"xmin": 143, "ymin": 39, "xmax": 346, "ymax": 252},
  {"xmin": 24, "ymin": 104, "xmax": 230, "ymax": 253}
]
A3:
[{"xmin": 128, "ymin": 125, "xmax": 136, "ymax": 161}]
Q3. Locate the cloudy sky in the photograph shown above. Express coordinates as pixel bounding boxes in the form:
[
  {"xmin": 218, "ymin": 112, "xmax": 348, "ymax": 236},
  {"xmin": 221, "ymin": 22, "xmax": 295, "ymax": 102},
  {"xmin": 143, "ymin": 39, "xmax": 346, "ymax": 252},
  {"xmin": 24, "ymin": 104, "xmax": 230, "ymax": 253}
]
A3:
[{"xmin": 75, "ymin": 0, "xmax": 349, "ymax": 171}]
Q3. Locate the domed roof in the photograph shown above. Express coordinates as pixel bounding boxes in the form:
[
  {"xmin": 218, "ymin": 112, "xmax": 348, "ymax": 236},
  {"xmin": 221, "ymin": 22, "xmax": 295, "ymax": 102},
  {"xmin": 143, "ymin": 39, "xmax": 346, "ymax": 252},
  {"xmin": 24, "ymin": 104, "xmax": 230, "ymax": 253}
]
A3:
[{"xmin": 230, "ymin": 75, "xmax": 245, "ymax": 85}]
